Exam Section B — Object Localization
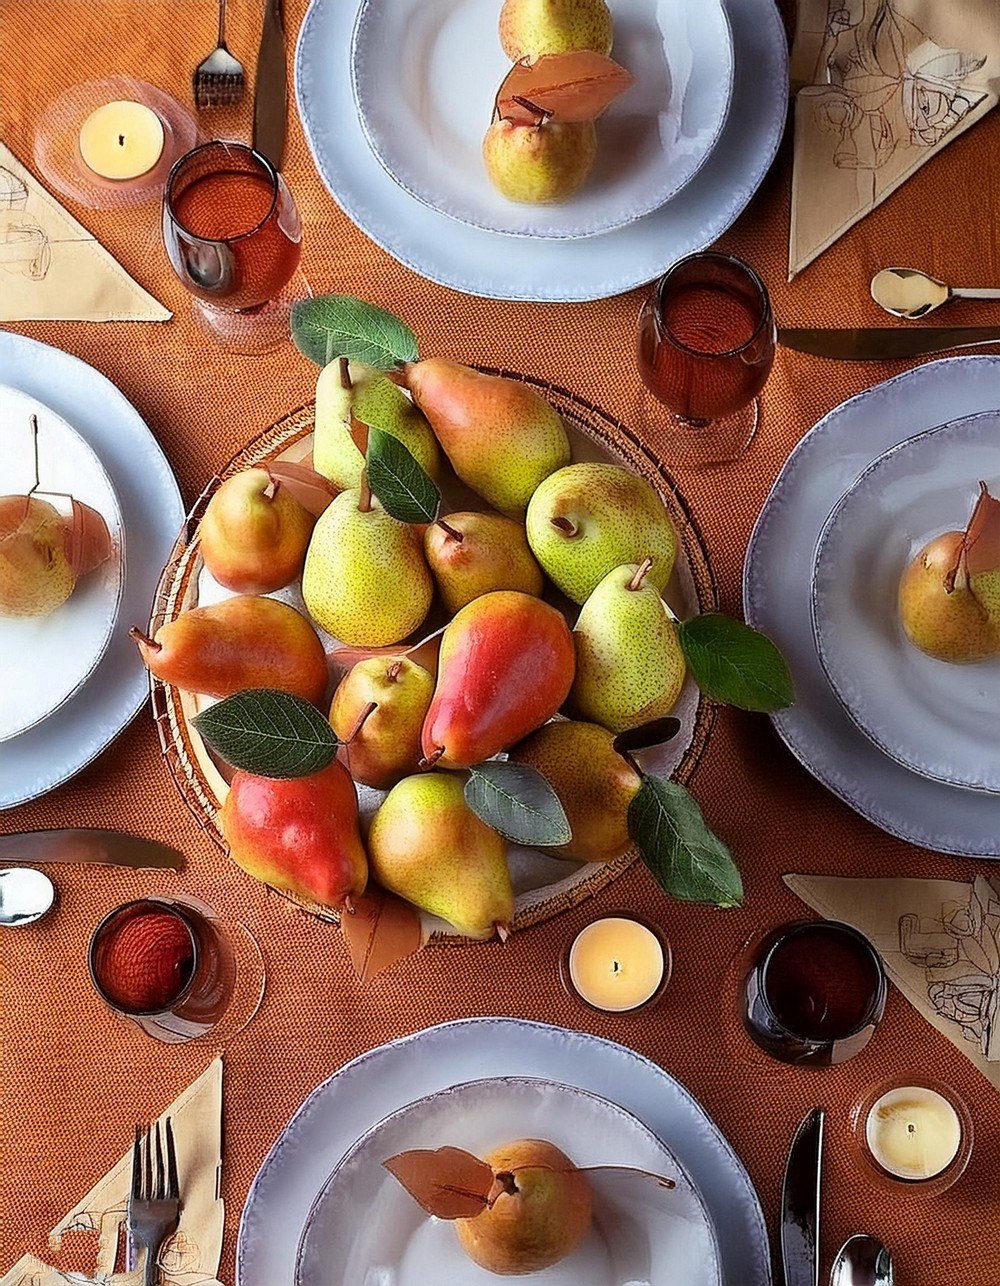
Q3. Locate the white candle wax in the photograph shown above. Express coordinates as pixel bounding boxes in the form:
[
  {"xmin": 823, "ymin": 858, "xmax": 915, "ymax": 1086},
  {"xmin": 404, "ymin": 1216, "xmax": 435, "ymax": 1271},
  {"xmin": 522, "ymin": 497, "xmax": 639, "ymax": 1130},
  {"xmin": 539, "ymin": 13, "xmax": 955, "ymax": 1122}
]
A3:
[
  {"xmin": 568, "ymin": 917, "xmax": 665, "ymax": 1012},
  {"xmin": 79, "ymin": 101, "xmax": 165, "ymax": 181},
  {"xmin": 866, "ymin": 1086, "xmax": 962, "ymax": 1181}
]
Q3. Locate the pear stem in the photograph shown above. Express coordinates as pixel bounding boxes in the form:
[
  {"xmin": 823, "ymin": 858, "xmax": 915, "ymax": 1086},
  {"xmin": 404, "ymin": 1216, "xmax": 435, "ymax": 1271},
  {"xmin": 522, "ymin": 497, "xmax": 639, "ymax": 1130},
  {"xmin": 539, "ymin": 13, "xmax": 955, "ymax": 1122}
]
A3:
[
  {"xmin": 437, "ymin": 518, "xmax": 464, "ymax": 543},
  {"xmin": 550, "ymin": 515, "xmax": 577, "ymax": 537},
  {"xmin": 346, "ymin": 700, "xmax": 377, "ymax": 742},
  {"xmin": 358, "ymin": 471, "xmax": 373, "ymax": 513},
  {"xmin": 338, "ymin": 356, "xmax": 352, "ymax": 390},
  {"xmin": 628, "ymin": 557, "xmax": 654, "ymax": 591},
  {"xmin": 419, "ymin": 745, "xmax": 445, "ymax": 770},
  {"xmin": 129, "ymin": 626, "xmax": 160, "ymax": 653},
  {"xmin": 261, "ymin": 470, "xmax": 278, "ymax": 502},
  {"xmin": 512, "ymin": 95, "xmax": 551, "ymax": 127}
]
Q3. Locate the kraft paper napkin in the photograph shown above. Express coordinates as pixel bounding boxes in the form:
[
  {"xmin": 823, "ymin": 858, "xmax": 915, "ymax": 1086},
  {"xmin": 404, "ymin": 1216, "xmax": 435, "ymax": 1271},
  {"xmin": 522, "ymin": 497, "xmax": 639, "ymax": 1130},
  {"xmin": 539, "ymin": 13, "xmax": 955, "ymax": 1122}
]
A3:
[
  {"xmin": 0, "ymin": 1058, "xmax": 224, "ymax": 1286},
  {"xmin": 789, "ymin": 1, "xmax": 1000, "ymax": 277},
  {"xmin": 0, "ymin": 142, "xmax": 170, "ymax": 322},
  {"xmin": 786, "ymin": 873, "xmax": 1000, "ymax": 1089}
]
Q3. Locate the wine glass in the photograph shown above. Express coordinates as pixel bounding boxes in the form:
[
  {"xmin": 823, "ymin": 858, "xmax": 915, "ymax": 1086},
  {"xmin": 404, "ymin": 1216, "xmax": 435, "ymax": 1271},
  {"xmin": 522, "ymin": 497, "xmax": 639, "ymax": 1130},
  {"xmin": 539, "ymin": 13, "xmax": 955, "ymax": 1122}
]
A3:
[
  {"xmin": 162, "ymin": 140, "xmax": 309, "ymax": 352},
  {"xmin": 637, "ymin": 252, "xmax": 775, "ymax": 467}
]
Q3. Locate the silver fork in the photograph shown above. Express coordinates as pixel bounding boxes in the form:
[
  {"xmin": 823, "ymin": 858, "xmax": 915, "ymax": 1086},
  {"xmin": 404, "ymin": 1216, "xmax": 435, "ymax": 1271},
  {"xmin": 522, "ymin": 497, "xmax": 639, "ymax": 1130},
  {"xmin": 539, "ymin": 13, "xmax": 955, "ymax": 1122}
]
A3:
[
  {"xmin": 128, "ymin": 1119, "xmax": 181, "ymax": 1286},
  {"xmin": 193, "ymin": 0, "xmax": 246, "ymax": 110}
]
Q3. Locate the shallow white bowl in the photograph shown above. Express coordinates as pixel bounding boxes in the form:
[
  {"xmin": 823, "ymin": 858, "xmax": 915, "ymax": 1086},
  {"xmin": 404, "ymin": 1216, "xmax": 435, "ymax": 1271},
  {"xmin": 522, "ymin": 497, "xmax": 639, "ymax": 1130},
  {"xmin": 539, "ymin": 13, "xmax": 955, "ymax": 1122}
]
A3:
[{"xmin": 350, "ymin": 0, "xmax": 734, "ymax": 240}]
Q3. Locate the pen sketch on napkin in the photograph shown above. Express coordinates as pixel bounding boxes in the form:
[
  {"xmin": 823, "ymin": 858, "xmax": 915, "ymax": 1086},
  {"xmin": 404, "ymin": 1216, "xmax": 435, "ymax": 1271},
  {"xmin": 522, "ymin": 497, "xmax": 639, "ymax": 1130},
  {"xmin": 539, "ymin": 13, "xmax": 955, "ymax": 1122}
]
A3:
[{"xmin": 0, "ymin": 166, "xmax": 52, "ymax": 281}]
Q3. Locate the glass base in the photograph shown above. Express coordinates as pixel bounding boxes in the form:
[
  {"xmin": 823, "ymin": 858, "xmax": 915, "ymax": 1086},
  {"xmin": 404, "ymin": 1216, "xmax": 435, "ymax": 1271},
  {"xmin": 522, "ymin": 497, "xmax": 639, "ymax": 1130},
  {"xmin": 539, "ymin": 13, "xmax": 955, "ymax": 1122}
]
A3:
[
  {"xmin": 640, "ymin": 392, "xmax": 759, "ymax": 469},
  {"xmin": 192, "ymin": 268, "xmax": 312, "ymax": 355}
]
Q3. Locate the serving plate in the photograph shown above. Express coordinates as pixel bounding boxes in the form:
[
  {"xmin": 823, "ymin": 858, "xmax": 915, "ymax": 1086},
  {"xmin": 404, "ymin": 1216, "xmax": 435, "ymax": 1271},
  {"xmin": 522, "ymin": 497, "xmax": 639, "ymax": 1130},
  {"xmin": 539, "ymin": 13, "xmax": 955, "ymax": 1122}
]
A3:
[
  {"xmin": 812, "ymin": 413, "xmax": 1000, "ymax": 796},
  {"xmin": 0, "ymin": 385, "xmax": 124, "ymax": 742},
  {"xmin": 350, "ymin": 0, "xmax": 734, "ymax": 240},
  {"xmin": 296, "ymin": 1077, "xmax": 721, "ymax": 1285},
  {"xmin": 147, "ymin": 373, "xmax": 715, "ymax": 937}
]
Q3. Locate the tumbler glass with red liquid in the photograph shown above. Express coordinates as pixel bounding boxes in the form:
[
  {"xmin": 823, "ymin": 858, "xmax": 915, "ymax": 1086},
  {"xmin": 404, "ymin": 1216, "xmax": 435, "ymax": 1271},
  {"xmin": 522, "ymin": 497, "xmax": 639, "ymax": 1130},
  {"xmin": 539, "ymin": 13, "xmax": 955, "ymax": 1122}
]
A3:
[
  {"xmin": 637, "ymin": 252, "xmax": 775, "ymax": 466},
  {"xmin": 162, "ymin": 140, "xmax": 307, "ymax": 352}
]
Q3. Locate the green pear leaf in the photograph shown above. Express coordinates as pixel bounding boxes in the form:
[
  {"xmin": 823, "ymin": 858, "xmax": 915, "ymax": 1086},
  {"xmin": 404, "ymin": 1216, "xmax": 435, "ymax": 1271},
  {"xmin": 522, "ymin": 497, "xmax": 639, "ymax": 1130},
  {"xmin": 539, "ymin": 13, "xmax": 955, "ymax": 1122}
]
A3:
[
  {"xmin": 677, "ymin": 613, "xmax": 794, "ymax": 712},
  {"xmin": 193, "ymin": 688, "xmax": 338, "ymax": 778},
  {"xmin": 291, "ymin": 294, "xmax": 419, "ymax": 369},
  {"xmin": 465, "ymin": 761, "xmax": 571, "ymax": 847},
  {"xmin": 627, "ymin": 774, "xmax": 743, "ymax": 908},
  {"xmin": 366, "ymin": 426, "xmax": 440, "ymax": 524}
]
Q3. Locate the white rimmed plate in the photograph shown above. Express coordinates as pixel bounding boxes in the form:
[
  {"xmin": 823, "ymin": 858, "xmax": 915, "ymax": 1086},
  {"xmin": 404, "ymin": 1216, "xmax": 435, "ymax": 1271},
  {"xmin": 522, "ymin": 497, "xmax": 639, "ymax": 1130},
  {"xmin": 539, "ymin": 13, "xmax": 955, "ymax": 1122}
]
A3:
[
  {"xmin": 237, "ymin": 1018, "xmax": 771, "ymax": 1285},
  {"xmin": 744, "ymin": 355, "xmax": 1000, "ymax": 857},
  {"xmin": 350, "ymin": 0, "xmax": 734, "ymax": 240},
  {"xmin": 296, "ymin": 0, "xmax": 787, "ymax": 300},
  {"xmin": 0, "ymin": 387, "xmax": 124, "ymax": 742},
  {"xmin": 296, "ymin": 1077, "xmax": 722, "ymax": 1285},
  {"xmin": 811, "ymin": 412, "xmax": 1000, "ymax": 796}
]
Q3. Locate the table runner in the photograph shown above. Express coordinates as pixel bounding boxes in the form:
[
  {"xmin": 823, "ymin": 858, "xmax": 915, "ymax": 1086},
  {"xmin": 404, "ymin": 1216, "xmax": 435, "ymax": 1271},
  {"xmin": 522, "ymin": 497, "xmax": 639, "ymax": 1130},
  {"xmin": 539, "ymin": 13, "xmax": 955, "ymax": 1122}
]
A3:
[{"xmin": 2, "ymin": 2, "xmax": 999, "ymax": 1281}]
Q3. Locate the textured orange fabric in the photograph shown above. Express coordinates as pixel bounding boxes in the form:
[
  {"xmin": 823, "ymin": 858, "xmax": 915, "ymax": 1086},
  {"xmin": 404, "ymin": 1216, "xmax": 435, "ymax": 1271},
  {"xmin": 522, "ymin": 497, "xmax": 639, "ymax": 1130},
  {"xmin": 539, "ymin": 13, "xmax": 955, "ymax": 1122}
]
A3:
[{"xmin": 3, "ymin": 3, "xmax": 1000, "ymax": 1283}]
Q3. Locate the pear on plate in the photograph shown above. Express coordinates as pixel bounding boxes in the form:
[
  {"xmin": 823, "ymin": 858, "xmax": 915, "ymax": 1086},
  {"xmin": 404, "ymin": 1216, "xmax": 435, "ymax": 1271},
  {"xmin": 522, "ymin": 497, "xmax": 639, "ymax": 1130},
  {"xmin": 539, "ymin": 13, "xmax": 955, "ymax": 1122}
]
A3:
[
  {"xmin": 0, "ymin": 494, "xmax": 77, "ymax": 617},
  {"xmin": 499, "ymin": 0, "xmax": 613, "ymax": 60},
  {"xmin": 527, "ymin": 462, "xmax": 677, "ymax": 604},
  {"xmin": 570, "ymin": 560, "xmax": 685, "ymax": 733},
  {"xmin": 424, "ymin": 512, "xmax": 543, "ymax": 614},
  {"xmin": 483, "ymin": 117, "xmax": 597, "ymax": 205},
  {"xmin": 898, "ymin": 531, "xmax": 1000, "ymax": 663}
]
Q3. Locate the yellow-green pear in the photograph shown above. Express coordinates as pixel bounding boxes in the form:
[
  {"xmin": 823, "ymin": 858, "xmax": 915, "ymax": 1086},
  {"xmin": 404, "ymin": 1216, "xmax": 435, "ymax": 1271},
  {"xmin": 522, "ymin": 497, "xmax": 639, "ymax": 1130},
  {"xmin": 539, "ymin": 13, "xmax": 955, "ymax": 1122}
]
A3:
[
  {"xmin": 302, "ymin": 487, "xmax": 432, "ymax": 646},
  {"xmin": 570, "ymin": 560, "xmax": 685, "ymax": 733},
  {"xmin": 526, "ymin": 463, "xmax": 677, "ymax": 604},
  {"xmin": 313, "ymin": 357, "xmax": 440, "ymax": 491},
  {"xmin": 898, "ymin": 531, "xmax": 1000, "ymax": 663},
  {"xmin": 368, "ymin": 772, "xmax": 514, "ymax": 940},
  {"xmin": 499, "ymin": 0, "xmax": 613, "ymax": 60},
  {"xmin": 483, "ymin": 118, "xmax": 597, "ymax": 205},
  {"xmin": 424, "ymin": 512, "xmax": 544, "ymax": 614},
  {"xmin": 329, "ymin": 656, "xmax": 435, "ymax": 788}
]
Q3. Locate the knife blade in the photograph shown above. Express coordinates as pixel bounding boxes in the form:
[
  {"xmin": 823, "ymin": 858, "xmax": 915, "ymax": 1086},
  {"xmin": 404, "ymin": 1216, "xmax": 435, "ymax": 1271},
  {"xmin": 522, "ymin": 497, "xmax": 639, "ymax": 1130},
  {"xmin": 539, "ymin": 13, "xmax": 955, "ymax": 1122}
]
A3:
[
  {"xmin": 1, "ymin": 830, "xmax": 184, "ymax": 871},
  {"xmin": 252, "ymin": 0, "xmax": 287, "ymax": 170},
  {"xmin": 781, "ymin": 1107, "xmax": 824, "ymax": 1286},
  {"xmin": 780, "ymin": 326, "xmax": 1000, "ymax": 361}
]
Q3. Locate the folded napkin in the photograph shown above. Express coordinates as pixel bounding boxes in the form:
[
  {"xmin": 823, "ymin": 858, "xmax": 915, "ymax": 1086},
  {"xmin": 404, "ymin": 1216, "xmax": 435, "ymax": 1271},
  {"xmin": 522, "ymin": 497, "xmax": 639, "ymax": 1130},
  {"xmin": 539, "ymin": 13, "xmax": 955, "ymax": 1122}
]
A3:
[
  {"xmin": 787, "ymin": 873, "xmax": 1000, "ymax": 1088},
  {"xmin": 0, "ymin": 1058, "xmax": 223, "ymax": 1286},
  {"xmin": 789, "ymin": 1, "xmax": 1000, "ymax": 277},
  {"xmin": 0, "ymin": 141, "xmax": 170, "ymax": 322}
]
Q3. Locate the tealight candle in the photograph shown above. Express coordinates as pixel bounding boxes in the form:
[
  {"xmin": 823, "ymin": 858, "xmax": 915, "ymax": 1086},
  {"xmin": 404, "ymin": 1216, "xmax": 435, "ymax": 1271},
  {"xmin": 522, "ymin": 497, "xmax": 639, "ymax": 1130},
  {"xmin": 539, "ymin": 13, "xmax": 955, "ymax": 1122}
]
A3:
[
  {"xmin": 865, "ymin": 1085, "xmax": 963, "ymax": 1181},
  {"xmin": 78, "ymin": 101, "xmax": 165, "ymax": 181},
  {"xmin": 566, "ymin": 916, "xmax": 668, "ymax": 1013}
]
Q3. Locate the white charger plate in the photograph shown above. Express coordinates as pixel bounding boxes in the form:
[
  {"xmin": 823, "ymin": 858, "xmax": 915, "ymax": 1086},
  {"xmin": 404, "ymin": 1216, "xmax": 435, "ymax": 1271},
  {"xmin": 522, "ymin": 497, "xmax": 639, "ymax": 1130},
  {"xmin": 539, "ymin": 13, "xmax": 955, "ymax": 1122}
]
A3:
[
  {"xmin": 296, "ymin": 0, "xmax": 787, "ymax": 300},
  {"xmin": 297, "ymin": 1077, "xmax": 721, "ymax": 1286},
  {"xmin": 812, "ymin": 413, "xmax": 1000, "ymax": 796},
  {"xmin": 237, "ymin": 1018, "xmax": 771, "ymax": 1286},
  {"xmin": 0, "ymin": 386, "xmax": 124, "ymax": 742},
  {"xmin": 0, "ymin": 334, "xmax": 183, "ymax": 808},
  {"xmin": 350, "ymin": 0, "xmax": 734, "ymax": 240},
  {"xmin": 744, "ymin": 355, "xmax": 1000, "ymax": 857}
]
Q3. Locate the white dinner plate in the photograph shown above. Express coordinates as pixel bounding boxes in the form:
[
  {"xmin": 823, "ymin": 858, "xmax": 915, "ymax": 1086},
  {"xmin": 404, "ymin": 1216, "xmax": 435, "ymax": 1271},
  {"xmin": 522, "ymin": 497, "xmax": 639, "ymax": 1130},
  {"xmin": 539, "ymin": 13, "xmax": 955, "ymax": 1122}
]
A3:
[
  {"xmin": 744, "ymin": 355, "xmax": 1000, "ymax": 857},
  {"xmin": 812, "ymin": 413, "xmax": 1000, "ymax": 796},
  {"xmin": 0, "ymin": 333, "xmax": 183, "ymax": 808},
  {"xmin": 297, "ymin": 1077, "xmax": 721, "ymax": 1286},
  {"xmin": 237, "ymin": 1018, "xmax": 771, "ymax": 1285},
  {"xmin": 0, "ymin": 386, "xmax": 125, "ymax": 741},
  {"xmin": 296, "ymin": 0, "xmax": 787, "ymax": 300},
  {"xmin": 350, "ymin": 0, "xmax": 734, "ymax": 240}
]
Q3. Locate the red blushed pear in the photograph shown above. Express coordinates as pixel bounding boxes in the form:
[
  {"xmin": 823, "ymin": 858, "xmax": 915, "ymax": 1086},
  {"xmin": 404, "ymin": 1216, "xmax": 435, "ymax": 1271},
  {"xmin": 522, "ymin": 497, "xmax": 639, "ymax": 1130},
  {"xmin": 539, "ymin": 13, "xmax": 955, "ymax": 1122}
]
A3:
[
  {"xmin": 220, "ymin": 760, "xmax": 367, "ymax": 910},
  {"xmin": 421, "ymin": 591, "xmax": 575, "ymax": 769},
  {"xmin": 198, "ymin": 467, "xmax": 316, "ymax": 595}
]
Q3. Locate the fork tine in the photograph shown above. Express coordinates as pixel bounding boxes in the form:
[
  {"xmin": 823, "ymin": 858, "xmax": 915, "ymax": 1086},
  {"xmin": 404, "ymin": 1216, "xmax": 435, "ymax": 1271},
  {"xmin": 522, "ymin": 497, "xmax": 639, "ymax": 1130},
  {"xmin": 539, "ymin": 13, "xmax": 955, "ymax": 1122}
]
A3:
[
  {"xmin": 155, "ymin": 1121, "xmax": 165, "ymax": 1199},
  {"xmin": 165, "ymin": 1117, "xmax": 180, "ymax": 1199},
  {"xmin": 143, "ymin": 1124, "xmax": 153, "ymax": 1201},
  {"xmin": 131, "ymin": 1125, "xmax": 142, "ymax": 1200}
]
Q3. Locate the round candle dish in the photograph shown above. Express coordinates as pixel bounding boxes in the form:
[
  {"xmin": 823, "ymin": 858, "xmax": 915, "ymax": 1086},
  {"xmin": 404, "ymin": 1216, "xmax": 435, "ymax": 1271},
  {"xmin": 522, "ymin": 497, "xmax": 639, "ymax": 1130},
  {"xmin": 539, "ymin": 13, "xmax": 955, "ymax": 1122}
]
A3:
[
  {"xmin": 851, "ymin": 1076, "xmax": 973, "ymax": 1196},
  {"xmin": 560, "ymin": 913, "xmax": 673, "ymax": 1015}
]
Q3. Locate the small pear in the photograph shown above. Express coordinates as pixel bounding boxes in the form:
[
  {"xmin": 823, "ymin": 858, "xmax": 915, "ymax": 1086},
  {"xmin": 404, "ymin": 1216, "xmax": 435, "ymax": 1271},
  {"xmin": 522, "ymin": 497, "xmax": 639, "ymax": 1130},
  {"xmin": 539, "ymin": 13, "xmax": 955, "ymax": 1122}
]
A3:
[
  {"xmin": 898, "ymin": 531, "xmax": 1000, "ymax": 663},
  {"xmin": 483, "ymin": 118, "xmax": 597, "ymax": 205},
  {"xmin": 329, "ymin": 655, "xmax": 435, "ymax": 788},
  {"xmin": 570, "ymin": 560, "xmax": 685, "ymax": 733},
  {"xmin": 302, "ymin": 486, "xmax": 433, "ymax": 646},
  {"xmin": 198, "ymin": 468, "xmax": 314, "ymax": 594},
  {"xmin": 424, "ymin": 512, "xmax": 544, "ymax": 614},
  {"xmin": 527, "ymin": 462, "xmax": 677, "ymax": 605},
  {"xmin": 499, "ymin": 0, "xmax": 613, "ymax": 60},
  {"xmin": 0, "ymin": 494, "xmax": 76, "ymax": 617},
  {"xmin": 510, "ymin": 719, "xmax": 639, "ymax": 862},
  {"xmin": 368, "ymin": 772, "xmax": 514, "ymax": 940},
  {"xmin": 314, "ymin": 357, "xmax": 440, "ymax": 491}
]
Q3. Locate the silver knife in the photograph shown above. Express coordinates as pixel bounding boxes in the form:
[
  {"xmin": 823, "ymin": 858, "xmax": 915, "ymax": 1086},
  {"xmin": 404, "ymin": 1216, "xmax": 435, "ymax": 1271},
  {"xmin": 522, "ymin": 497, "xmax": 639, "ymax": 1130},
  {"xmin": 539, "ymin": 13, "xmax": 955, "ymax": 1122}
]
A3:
[
  {"xmin": 780, "ymin": 326, "xmax": 1000, "ymax": 361},
  {"xmin": 252, "ymin": 0, "xmax": 286, "ymax": 170},
  {"xmin": 781, "ymin": 1107, "xmax": 824, "ymax": 1286},
  {"xmin": 1, "ymin": 829, "xmax": 184, "ymax": 871}
]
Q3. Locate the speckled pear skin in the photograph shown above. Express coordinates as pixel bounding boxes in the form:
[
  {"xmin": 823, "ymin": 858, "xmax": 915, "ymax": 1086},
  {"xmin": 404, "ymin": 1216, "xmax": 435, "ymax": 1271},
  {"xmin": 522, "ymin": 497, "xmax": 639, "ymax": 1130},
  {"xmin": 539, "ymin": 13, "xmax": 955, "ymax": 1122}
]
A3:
[
  {"xmin": 367, "ymin": 772, "xmax": 514, "ymax": 939},
  {"xmin": 570, "ymin": 563, "xmax": 686, "ymax": 733},
  {"xmin": 526, "ymin": 463, "xmax": 677, "ymax": 605},
  {"xmin": 499, "ymin": 0, "xmax": 613, "ymax": 60},
  {"xmin": 329, "ymin": 656, "xmax": 435, "ymax": 788},
  {"xmin": 483, "ymin": 119, "xmax": 597, "ymax": 205},
  {"xmin": 302, "ymin": 489, "xmax": 432, "ymax": 647},
  {"xmin": 424, "ymin": 511, "xmax": 544, "ymax": 615},
  {"xmin": 898, "ymin": 531, "xmax": 1000, "ymax": 663}
]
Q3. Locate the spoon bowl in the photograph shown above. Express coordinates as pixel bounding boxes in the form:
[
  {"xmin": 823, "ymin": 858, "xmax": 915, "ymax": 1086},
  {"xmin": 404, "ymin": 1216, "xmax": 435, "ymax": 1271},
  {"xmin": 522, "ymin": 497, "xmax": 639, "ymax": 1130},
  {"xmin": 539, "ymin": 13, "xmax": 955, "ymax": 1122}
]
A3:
[
  {"xmin": 830, "ymin": 1234, "xmax": 893, "ymax": 1286},
  {"xmin": 0, "ymin": 867, "xmax": 56, "ymax": 926},
  {"xmin": 871, "ymin": 267, "xmax": 1000, "ymax": 320}
]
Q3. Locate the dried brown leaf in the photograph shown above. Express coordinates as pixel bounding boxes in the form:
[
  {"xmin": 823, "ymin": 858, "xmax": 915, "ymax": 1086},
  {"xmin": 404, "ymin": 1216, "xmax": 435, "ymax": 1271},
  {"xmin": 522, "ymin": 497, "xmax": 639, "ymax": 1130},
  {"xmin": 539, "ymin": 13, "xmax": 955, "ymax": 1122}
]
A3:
[
  {"xmin": 383, "ymin": 1147, "xmax": 494, "ymax": 1219},
  {"xmin": 497, "ymin": 52, "xmax": 635, "ymax": 124},
  {"xmin": 65, "ymin": 500, "xmax": 112, "ymax": 576},
  {"xmin": 266, "ymin": 461, "xmax": 338, "ymax": 516},
  {"xmin": 964, "ymin": 482, "xmax": 1000, "ymax": 578},
  {"xmin": 341, "ymin": 884, "xmax": 424, "ymax": 982}
]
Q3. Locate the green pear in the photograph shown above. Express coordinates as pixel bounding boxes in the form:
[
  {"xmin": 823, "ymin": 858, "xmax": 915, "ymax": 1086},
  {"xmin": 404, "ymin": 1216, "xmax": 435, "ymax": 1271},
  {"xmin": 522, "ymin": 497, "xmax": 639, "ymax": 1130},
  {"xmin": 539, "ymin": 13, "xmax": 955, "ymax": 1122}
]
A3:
[
  {"xmin": 302, "ymin": 487, "xmax": 432, "ymax": 646},
  {"xmin": 329, "ymin": 656, "xmax": 435, "ymax": 788},
  {"xmin": 483, "ymin": 119, "xmax": 597, "ymax": 205},
  {"xmin": 527, "ymin": 463, "xmax": 677, "ymax": 605},
  {"xmin": 898, "ymin": 532, "xmax": 1000, "ymax": 663},
  {"xmin": 313, "ymin": 358, "xmax": 440, "ymax": 491},
  {"xmin": 499, "ymin": 0, "xmax": 613, "ymax": 60},
  {"xmin": 368, "ymin": 772, "xmax": 514, "ymax": 940},
  {"xmin": 569, "ymin": 561, "xmax": 686, "ymax": 733},
  {"xmin": 424, "ymin": 512, "xmax": 544, "ymax": 614}
]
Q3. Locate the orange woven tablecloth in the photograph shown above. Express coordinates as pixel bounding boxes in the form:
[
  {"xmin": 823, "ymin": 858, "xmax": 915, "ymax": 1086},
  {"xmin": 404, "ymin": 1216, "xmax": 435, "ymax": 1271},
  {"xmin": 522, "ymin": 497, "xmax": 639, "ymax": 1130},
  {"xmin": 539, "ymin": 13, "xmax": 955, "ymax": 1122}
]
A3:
[{"xmin": 3, "ymin": 2, "xmax": 999, "ymax": 1282}]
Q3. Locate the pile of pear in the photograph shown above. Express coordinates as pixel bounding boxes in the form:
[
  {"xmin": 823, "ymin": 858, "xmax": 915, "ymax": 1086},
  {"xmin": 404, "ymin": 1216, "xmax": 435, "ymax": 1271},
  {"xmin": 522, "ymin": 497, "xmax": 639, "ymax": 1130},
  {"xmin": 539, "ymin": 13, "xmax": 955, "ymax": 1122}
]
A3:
[{"xmin": 133, "ymin": 355, "xmax": 690, "ymax": 944}]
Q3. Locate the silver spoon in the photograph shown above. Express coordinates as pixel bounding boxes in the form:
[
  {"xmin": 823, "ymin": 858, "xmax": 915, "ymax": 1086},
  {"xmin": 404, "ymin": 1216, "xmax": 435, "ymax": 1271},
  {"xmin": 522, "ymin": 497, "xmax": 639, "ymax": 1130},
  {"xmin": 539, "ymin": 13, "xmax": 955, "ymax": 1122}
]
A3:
[
  {"xmin": 871, "ymin": 267, "xmax": 1000, "ymax": 320},
  {"xmin": 831, "ymin": 1234, "xmax": 893, "ymax": 1286},
  {"xmin": 0, "ymin": 867, "xmax": 56, "ymax": 926}
]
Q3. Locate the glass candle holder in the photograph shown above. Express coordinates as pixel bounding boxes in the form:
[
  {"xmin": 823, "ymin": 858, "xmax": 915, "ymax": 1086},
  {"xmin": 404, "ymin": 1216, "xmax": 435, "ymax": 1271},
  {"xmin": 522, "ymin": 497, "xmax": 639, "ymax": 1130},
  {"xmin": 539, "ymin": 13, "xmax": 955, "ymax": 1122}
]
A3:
[
  {"xmin": 851, "ymin": 1076, "xmax": 973, "ymax": 1196},
  {"xmin": 560, "ymin": 913, "xmax": 672, "ymax": 1014}
]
